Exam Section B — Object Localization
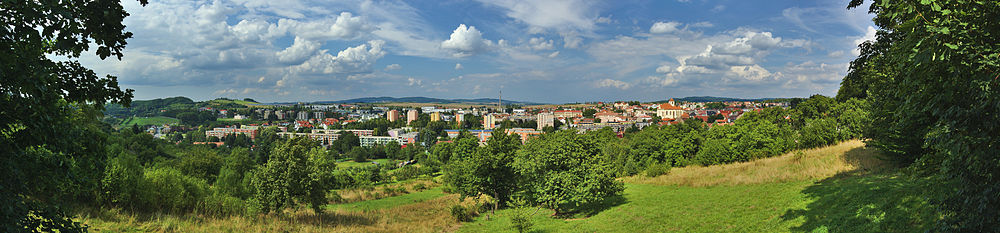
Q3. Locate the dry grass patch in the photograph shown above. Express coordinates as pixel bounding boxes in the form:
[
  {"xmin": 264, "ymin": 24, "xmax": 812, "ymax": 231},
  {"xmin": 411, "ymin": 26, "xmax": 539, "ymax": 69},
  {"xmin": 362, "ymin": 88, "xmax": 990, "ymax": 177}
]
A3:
[
  {"xmin": 78, "ymin": 193, "xmax": 467, "ymax": 233},
  {"xmin": 624, "ymin": 140, "xmax": 893, "ymax": 187},
  {"xmin": 335, "ymin": 179, "xmax": 438, "ymax": 204}
]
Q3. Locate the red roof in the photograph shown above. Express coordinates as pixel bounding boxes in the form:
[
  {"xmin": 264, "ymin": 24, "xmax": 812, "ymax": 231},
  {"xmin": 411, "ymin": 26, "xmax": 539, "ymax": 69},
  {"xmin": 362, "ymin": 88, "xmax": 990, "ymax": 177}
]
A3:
[{"xmin": 659, "ymin": 103, "xmax": 684, "ymax": 110}]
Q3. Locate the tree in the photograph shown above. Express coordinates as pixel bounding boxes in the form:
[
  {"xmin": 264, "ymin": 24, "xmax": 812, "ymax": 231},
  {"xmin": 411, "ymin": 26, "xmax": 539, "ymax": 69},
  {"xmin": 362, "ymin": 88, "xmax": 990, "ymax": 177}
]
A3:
[
  {"xmin": 248, "ymin": 137, "xmax": 333, "ymax": 214},
  {"xmin": 582, "ymin": 109, "xmax": 597, "ymax": 118},
  {"xmin": 443, "ymin": 130, "xmax": 521, "ymax": 215},
  {"xmin": 844, "ymin": 1, "xmax": 1000, "ymax": 230},
  {"xmin": 514, "ymin": 131, "xmax": 624, "ymax": 215}
]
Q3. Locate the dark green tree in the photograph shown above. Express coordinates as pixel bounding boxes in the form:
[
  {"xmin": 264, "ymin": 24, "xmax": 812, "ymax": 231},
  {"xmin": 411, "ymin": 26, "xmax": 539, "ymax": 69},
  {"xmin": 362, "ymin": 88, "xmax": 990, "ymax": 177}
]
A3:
[{"xmin": 1, "ymin": 0, "xmax": 147, "ymax": 229}]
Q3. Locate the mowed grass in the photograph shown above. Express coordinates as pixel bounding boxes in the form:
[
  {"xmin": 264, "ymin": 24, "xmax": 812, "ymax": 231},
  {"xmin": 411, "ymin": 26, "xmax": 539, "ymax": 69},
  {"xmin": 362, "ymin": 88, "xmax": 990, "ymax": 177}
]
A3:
[
  {"xmin": 459, "ymin": 140, "xmax": 945, "ymax": 233},
  {"xmin": 118, "ymin": 116, "xmax": 179, "ymax": 127}
]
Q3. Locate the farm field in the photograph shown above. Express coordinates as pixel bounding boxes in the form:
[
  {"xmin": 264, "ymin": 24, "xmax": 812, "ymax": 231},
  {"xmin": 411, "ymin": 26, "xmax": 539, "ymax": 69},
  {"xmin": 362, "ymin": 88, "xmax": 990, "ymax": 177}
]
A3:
[{"xmin": 117, "ymin": 116, "xmax": 180, "ymax": 127}]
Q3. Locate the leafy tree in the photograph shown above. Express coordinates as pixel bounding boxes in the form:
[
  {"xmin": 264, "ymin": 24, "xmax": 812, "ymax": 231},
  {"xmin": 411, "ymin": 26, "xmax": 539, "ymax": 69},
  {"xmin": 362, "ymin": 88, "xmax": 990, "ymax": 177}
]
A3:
[
  {"xmin": 582, "ymin": 109, "xmax": 597, "ymax": 118},
  {"xmin": 845, "ymin": 1, "xmax": 1000, "ymax": 230},
  {"xmin": 101, "ymin": 150, "xmax": 145, "ymax": 209},
  {"xmin": 443, "ymin": 130, "xmax": 521, "ymax": 214},
  {"xmin": 215, "ymin": 148, "xmax": 255, "ymax": 199},
  {"xmin": 514, "ymin": 131, "xmax": 624, "ymax": 215},
  {"xmin": 248, "ymin": 137, "xmax": 333, "ymax": 214}
]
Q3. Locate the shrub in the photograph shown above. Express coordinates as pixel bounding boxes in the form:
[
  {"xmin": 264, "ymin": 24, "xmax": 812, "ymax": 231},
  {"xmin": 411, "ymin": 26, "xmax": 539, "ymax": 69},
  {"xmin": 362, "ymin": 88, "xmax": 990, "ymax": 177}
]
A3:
[
  {"xmin": 413, "ymin": 183, "xmax": 427, "ymax": 191},
  {"xmin": 101, "ymin": 151, "xmax": 145, "ymax": 208},
  {"xmin": 198, "ymin": 188, "xmax": 245, "ymax": 217},
  {"xmin": 450, "ymin": 205, "xmax": 473, "ymax": 222},
  {"xmin": 510, "ymin": 208, "xmax": 533, "ymax": 233},
  {"xmin": 143, "ymin": 167, "xmax": 208, "ymax": 213},
  {"xmin": 645, "ymin": 163, "xmax": 671, "ymax": 177}
]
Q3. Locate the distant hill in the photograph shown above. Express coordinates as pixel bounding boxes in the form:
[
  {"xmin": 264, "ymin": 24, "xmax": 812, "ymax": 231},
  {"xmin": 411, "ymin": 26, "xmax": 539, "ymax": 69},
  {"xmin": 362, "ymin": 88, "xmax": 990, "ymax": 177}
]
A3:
[
  {"xmin": 663, "ymin": 96, "xmax": 782, "ymax": 103},
  {"xmin": 309, "ymin": 96, "xmax": 544, "ymax": 105}
]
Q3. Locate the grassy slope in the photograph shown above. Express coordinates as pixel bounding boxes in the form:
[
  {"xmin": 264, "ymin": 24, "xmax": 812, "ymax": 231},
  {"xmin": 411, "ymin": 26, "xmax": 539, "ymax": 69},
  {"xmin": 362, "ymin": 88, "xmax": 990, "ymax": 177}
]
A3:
[
  {"xmin": 118, "ymin": 116, "xmax": 179, "ymax": 127},
  {"xmin": 327, "ymin": 187, "xmax": 447, "ymax": 211},
  {"xmin": 336, "ymin": 158, "xmax": 395, "ymax": 169},
  {"xmin": 459, "ymin": 140, "xmax": 945, "ymax": 233}
]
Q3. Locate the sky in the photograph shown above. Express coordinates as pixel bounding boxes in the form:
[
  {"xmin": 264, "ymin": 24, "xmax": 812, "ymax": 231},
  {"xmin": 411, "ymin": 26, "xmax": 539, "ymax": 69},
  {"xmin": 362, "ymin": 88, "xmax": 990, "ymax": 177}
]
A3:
[{"xmin": 76, "ymin": 0, "xmax": 876, "ymax": 104}]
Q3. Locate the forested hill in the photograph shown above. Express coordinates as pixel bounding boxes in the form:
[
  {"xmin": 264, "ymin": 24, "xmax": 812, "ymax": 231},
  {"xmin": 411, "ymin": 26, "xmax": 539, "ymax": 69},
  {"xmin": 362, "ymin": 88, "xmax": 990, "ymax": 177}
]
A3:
[
  {"xmin": 308, "ymin": 96, "xmax": 543, "ymax": 105},
  {"xmin": 104, "ymin": 97, "xmax": 259, "ymax": 117}
]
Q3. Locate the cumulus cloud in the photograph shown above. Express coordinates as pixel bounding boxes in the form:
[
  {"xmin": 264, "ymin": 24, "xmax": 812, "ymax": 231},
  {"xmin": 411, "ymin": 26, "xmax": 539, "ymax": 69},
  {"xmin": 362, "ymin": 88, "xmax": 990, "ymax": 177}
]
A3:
[
  {"xmin": 384, "ymin": 63, "xmax": 402, "ymax": 71},
  {"xmin": 528, "ymin": 37, "xmax": 554, "ymax": 50},
  {"xmin": 729, "ymin": 65, "xmax": 778, "ymax": 81},
  {"xmin": 547, "ymin": 51, "xmax": 560, "ymax": 58},
  {"xmin": 595, "ymin": 79, "xmax": 632, "ymax": 90},
  {"xmin": 455, "ymin": 63, "xmax": 464, "ymax": 70},
  {"xmin": 441, "ymin": 24, "xmax": 494, "ymax": 57},
  {"xmin": 291, "ymin": 40, "xmax": 386, "ymax": 74},
  {"xmin": 276, "ymin": 37, "xmax": 320, "ymax": 64},
  {"xmin": 650, "ymin": 21, "xmax": 682, "ymax": 33},
  {"xmin": 277, "ymin": 12, "xmax": 374, "ymax": 41}
]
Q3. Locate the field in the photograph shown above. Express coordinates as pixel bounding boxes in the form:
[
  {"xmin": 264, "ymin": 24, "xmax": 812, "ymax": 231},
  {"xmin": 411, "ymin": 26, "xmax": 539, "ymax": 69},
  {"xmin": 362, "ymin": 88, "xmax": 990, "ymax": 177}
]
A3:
[
  {"xmin": 336, "ymin": 158, "xmax": 396, "ymax": 169},
  {"xmin": 118, "ymin": 116, "xmax": 180, "ymax": 127},
  {"xmin": 73, "ymin": 140, "xmax": 946, "ymax": 232},
  {"xmin": 459, "ymin": 140, "xmax": 946, "ymax": 232}
]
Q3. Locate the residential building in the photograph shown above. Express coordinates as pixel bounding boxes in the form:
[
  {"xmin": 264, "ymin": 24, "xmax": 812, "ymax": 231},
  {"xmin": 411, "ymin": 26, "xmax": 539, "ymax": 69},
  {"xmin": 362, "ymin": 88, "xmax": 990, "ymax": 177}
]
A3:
[
  {"xmin": 506, "ymin": 128, "xmax": 543, "ymax": 143},
  {"xmin": 483, "ymin": 114, "xmax": 497, "ymax": 129},
  {"xmin": 554, "ymin": 110, "xmax": 583, "ymax": 119},
  {"xmin": 407, "ymin": 109, "xmax": 418, "ymax": 125},
  {"xmin": 537, "ymin": 112, "xmax": 554, "ymax": 130},
  {"xmin": 387, "ymin": 110, "xmax": 400, "ymax": 122},
  {"xmin": 205, "ymin": 125, "xmax": 260, "ymax": 140},
  {"xmin": 313, "ymin": 111, "xmax": 325, "ymax": 119},
  {"xmin": 297, "ymin": 111, "xmax": 309, "ymax": 120},
  {"xmin": 430, "ymin": 112, "xmax": 441, "ymax": 121},
  {"xmin": 595, "ymin": 110, "xmax": 624, "ymax": 123},
  {"xmin": 455, "ymin": 112, "xmax": 464, "ymax": 123}
]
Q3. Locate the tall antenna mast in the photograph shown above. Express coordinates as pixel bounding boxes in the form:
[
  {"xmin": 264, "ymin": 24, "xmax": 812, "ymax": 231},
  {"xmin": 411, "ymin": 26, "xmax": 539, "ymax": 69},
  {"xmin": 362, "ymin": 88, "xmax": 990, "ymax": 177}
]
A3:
[{"xmin": 498, "ymin": 88, "xmax": 502, "ymax": 113}]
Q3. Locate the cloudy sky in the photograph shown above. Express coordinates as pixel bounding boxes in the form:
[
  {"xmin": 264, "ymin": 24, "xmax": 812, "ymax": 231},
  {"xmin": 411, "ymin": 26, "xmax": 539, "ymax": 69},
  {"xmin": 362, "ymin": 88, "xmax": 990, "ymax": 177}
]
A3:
[{"xmin": 77, "ymin": 0, "xmax": 876, "ymax": 103}]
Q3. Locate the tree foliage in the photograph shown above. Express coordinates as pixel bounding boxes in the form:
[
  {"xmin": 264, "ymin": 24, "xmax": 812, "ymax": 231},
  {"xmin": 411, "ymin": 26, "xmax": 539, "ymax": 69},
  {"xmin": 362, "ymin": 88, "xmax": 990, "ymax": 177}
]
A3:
[{"xmin": 842, "ymin": 0, "xmax": 1000, "ymax": 230}]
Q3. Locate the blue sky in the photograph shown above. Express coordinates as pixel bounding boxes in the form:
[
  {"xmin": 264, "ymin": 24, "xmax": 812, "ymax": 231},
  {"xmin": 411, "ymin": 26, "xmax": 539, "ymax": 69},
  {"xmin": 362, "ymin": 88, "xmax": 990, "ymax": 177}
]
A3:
[{"xmin": 77, "ymin": 0, "xmax": 876, "ymax": 103}]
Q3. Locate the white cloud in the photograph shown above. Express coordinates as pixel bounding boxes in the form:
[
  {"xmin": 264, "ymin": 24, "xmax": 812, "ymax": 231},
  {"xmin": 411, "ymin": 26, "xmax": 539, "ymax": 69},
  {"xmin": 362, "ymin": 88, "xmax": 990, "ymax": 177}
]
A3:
[
  {"xmin": 650, "ymin": 21, "xmax": 682, "ymax": 34},
  {"xmin": 276, "ymin": 37, "xmax": 320, "ymax": 64},
  {"xmin": 477, "ymin": 0, "xmax": 598, "ymax": 49},
  {"xmin": 384, "ymin": 63, "xmax": 402, "ymax": 71},
  {"xmin": 441, "ymin": 24, "xmax": 494, "ymax": 57},
  {"xmin": 729, "ymin": 65, "xmax": 777, "ymax": 81},
  {"xmin": 407, "ymin": 77, "xmax": 423, "ymax": 86},
  {"xmin": 547, "ymin": 51, "xmax": 560, "ymax": 58},
  {"xmin": 455, "ymin": 63, "xmax": 464, "ymax": 70},
  {"xmin": 852, "ymin": 26, "xmax": 877, "ymax": 56},
  {"xmin": 277, "ymin": 12, "xmax": 374, "ymax": 41},
  {"xmin": 528, "ymin": 37, "xmax": 554, "ymax": 50},
  {"xmin": 290, "ymin": 40, "xmax": 386, "ymax": 74},
  {"xmin": 595, "ymin": 79, "xmax": 632, "ymax": 90},
  {"xmin": 596, "ymin": 15, "xmax": 613, "ymax": 24}
]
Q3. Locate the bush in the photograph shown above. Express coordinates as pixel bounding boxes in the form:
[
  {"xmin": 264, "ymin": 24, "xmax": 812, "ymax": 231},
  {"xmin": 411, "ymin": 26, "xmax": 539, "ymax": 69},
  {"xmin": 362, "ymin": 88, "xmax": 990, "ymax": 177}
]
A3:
[
  {"xmin": 143, "ymin": 167, "xmax": 208, "ymax": 213},
  {"xmin": 101, "ymin": 151, "xmax": 145, "ymax": 208},
  {"xmin": 450, "ymin": 205, "xmax": 473, "ymax": 222},
  {"xmin": 413, "ymin": 183, "xmax": 427, "ymax": 191},
  {"xmin": 198, "ymin": 188, "xmax": 245, "ymax": 217},
  {"xmin": 645, "ymin": 163, "xmax": 671, "ymax": 177},
  {"xmin": 510, "ymin": 208, "xmax": 533, "ymax": 233}
]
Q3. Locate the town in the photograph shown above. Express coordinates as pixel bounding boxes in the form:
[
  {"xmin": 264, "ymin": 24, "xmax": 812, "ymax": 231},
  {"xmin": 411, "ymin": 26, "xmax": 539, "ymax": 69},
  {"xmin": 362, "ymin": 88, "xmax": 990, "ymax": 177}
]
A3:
[{"xmin": 134, "ymin": 97, "xmax": 790, "ymax": 150}]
